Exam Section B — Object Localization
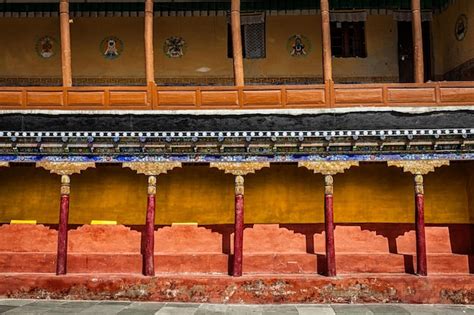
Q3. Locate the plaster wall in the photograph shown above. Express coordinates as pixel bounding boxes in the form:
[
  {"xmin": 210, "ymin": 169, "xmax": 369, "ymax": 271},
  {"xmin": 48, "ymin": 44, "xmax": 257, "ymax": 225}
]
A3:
[
  {"xmin": 433, "ymin": 0, "xmax": 474, "ymax": 77},
  {"xmin": 0, "ymin": 162, "xmax": 472, "ymax": 225},
  {"xmin": 0, "ymin": 15, "xmax": 398, "ymax": 82}
]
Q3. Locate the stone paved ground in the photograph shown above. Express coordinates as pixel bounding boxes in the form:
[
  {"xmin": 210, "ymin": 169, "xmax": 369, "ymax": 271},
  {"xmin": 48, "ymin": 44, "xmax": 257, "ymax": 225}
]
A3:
[{"xmin": 0, "ymin": 300, "xmax": 473, "ymax": 314}]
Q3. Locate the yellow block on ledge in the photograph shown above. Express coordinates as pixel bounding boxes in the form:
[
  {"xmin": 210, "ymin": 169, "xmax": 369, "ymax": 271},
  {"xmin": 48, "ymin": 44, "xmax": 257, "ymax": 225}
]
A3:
[
  {"xmin": 171, "ymin": 222, "xmax": 198, "ymax": 226},
  {"xmin": 10, "ymin": 220, "xmax": 37, "ymax": 225},
  {"xmin": 91, "ymin": 220, "xmax": 117, "ymax": 225}
]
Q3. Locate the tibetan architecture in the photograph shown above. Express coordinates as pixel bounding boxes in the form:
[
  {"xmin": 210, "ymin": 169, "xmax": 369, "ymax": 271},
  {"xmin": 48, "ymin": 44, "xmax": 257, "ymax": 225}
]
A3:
[{"xmin": 0, "ymin": 0, "xmax": 473, "ymax": 304}]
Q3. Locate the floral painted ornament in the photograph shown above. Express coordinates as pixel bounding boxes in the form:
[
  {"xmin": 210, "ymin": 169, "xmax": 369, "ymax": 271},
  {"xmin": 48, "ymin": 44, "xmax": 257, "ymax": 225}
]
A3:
[
  {"xmin": 287, "ymin": 34, "xmax": 311, "ymax": 57},
  {"xmin": 36, "ymin": 36, "xmax": 56, "ymax": 59},
  {"xmin": 100, "ymin": 36, "xmax": 124, "ymax": 60},
  {"xmin": 163, "ymin": 36, "xmax": 186, "ymax": 58}
]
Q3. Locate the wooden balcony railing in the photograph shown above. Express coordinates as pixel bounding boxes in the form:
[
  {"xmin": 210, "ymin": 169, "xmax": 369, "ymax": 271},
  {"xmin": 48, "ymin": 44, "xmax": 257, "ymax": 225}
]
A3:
[{"xmin": 0, "ymin": 81, "xmax": 473, "ymax": 110}]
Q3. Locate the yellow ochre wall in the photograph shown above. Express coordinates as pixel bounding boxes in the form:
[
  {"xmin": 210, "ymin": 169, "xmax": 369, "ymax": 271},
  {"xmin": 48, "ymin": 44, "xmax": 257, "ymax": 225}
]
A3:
[
  {"xmin": 433, "ymin": 0, "xmax": 474, "ymax": 77},
  {"xmin": 0, "ymin": 162, "xmax": 472, "ymax": 225},
  {"xmin": 0, "ymin": 14, "xmax": 398, "ymax": 81}
]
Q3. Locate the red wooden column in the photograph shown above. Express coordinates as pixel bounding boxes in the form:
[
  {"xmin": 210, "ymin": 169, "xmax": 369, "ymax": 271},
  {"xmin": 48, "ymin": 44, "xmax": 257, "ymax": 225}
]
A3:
[
  {"xmin": 387, "ymin": 160, "xmax": 450, "ymax": 276},
  {"xmin": 57, "ymin": 174, "xmax": 71, "ymax": 275},
  {"xmin": 36, "ymin": 161, "xmax": 95, "ymax": 275},
  {"xmin": 60, "ymin": 0, "xmax": 72, "ymax": 87},
  {"xmin": 144, "ymin": 0, "xmax": 155, "ymax": 85},
  {"xmin": 324, "ymin": 175, "xmax": 336, "ymax": 276},
  {"xmin": 411, "ymin": 0, "xmax": 424, "ymax": 83},
  {"xmin": 122, "ymin": 162, "xmax": 182, "ymax": 276},
  {"xmin": 414, "ymin": 174, "xmax": 427, "ymax": 276},
  {"xmin": 144, "ymin": 175, "xmax": 157, "ymax": 276},
  {"xmin": 210, "ymin": 162, "xmax": 270, "ymax": 277},
  {"xmin": 298, "ymin": 161, "xmax": 358, "ymax": 276},
  {"xmin": 233, "ymin": 175, "xmax": 245, "ymax": 276},
  {"xmin": 320, "ymin": 0, "xmax": 333, "ymax": 83}
]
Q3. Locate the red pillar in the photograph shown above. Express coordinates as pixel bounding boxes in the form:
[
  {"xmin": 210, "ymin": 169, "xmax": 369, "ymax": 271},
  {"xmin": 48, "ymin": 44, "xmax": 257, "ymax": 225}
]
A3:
[
  {"xmin": 324, "ymin": 175, "xmax": 336, "ymax": 277},
  {"xmin": 415, "ymin": 175, "xmax": 427, "ymax": 276},
  {"xmin": 144, "ymin": 175, "xmax": 156, "ymax": 276},
  {"xmin": 56, "ymin": 175, "xmax": 70, "ymax": 275},
  {"xmin": 233, "ymin": 175, "xmax": 244, "ymax": 277}
]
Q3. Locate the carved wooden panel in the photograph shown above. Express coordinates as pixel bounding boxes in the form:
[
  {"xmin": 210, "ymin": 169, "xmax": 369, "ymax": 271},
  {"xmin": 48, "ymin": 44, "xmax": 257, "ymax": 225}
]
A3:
[
  {"xmin": 67, "ymin": 91, "xmax": 105, "ymax": 107},
  {"xmin": 286, "ymin": 89, "xmax": 325, "ymax": 106},
  {"xmin": 334, "ymin": 88, "xmax": 383, "ymax": 104},
  {"xmin": 201, "ymin": 91, "xmax": 239, "ymax": 106},
  {"xmin": 243, "ymin": 90, "xmax": 281, "ymax": 107},
  {"xmin": 27, "ymin": 92, "xmax": 64, "ymax": 106},
  {"xmin": 109, "ymin": 91, "xmax": 148, "ymax": 106},
  {"xmin": 439, "ymin": 87, "xmax": 474, "ymax": 103},
  {"xmin": 0, "ymin": 91, "xmax": 22, "ymax": 106},
  {"xmin": 158, "ymin": 91, "xmax": 196, "ymax": 107},
  {"xmin": 387, "ymin": 88, "xmax": 436, "ymax": 103}
]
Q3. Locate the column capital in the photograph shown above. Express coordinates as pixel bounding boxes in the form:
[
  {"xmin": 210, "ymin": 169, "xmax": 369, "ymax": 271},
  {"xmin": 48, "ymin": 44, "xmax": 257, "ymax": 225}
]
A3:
[
  {"xmin": 210, "ymin": 162, "xmax": 270, "ymax": 176},
  {"xmin": 387, "ymin": 160, "xmax": 450, "ymax": 175},
  {"xmin": 298, "ymin": 161, "xmax": 358, "ymax": 175},
  {"xmin": 36, "ymin": 161, "xmax": 95, "ymax": 176},
  {"xmin": 123, "ymin": 162, "xmax": 182, "ymax": 176}
]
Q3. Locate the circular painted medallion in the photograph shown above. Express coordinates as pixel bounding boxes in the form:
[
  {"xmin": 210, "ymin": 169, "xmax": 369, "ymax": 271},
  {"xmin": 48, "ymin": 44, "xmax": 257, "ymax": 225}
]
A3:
[
  {"xmin": 100, "ymin": 36, "xmax": 124, "ymax": 60},
  {"xmin": 287, "ymin": 34, "xmax": 311, "ymax": 57},
  {"xmin": 455, "ymin": 14, "xmax": 468, "ymax": 41},
  {"xmin": 163, "ymin": 36, "xmax": 186, "ymax": 58},
  {"xmin": 36, "ymin": 36, "xmax": 56, "ymax": 59}
]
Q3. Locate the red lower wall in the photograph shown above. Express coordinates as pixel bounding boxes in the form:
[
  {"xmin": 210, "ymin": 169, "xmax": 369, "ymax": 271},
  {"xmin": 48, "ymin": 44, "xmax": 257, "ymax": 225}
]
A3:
[{"xmin": 0, "ymin": 223, "xmax": 472, "ymax": 274}]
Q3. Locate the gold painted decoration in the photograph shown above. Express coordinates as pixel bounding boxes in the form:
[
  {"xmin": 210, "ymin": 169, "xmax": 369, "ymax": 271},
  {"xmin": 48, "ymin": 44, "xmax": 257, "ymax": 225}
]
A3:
[
  {"xmin": 387, "ymin": 160, "xmax": 450, "ymax": 175},
  {"xmin": 298, "ymin": 161, "xmax": 359, "ymax": 175},
  {"xmin": 414, "ymin": 174, "xmax": 424, "ymax": 195},
  {"xmin": 324, "ymin": 174, "xmax": 334, "ymax": 195},
  {"xmin": 210, "ymin": 162, "xmax": 270, "ymax": 176},
  {"xmin": 148, "ymin": 175, "xmax": 157, "ymax": 195},
  {"xmin": 0, "ymin": 162, "xmax": 9, "ymax": 168},
  {"xmin": 60, "ymin": 174, "xmax": 71, "ymax": 195},
  {"xmin": 122, "ymin": 162, "xmax": 182, "ymax": 176},
  {"xmin": 36, "ymin": 161, "xmax": 96, "ymax": 176},
  {"xmin": 235, "ymin": 175, "xmax": 244, "ymax": 195}
]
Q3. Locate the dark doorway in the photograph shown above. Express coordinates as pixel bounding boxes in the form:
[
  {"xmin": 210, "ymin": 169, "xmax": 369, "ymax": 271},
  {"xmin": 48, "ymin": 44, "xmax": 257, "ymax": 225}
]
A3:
[{"xmin": 398, "ymin": 21, "xmax": 432, "ymax": 83}]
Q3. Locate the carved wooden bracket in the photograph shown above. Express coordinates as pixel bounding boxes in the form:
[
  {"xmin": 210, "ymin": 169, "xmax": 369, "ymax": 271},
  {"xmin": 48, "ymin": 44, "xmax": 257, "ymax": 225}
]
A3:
[
  {"xmin": 210, "ymin": 162, "xmax": 270, "ymax": 176},
  {"xmin": 387, "ymin": 160, "xmax": 450, "ymax": 175},
  {"xmin": 122, "ymin": 162, "xmax": 182, "ymax": 176},
  {"xmin": 298, "ymin": 161, "xmax": 359, "ymax": 175},
  {"xmin": 36, "ymin": 161, "xmax": 96, "ymax": 176}
]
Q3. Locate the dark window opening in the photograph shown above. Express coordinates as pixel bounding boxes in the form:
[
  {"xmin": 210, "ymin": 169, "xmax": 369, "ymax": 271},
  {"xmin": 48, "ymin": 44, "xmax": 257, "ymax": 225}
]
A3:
[
  {"xmin": 228, "ymin": 21, "xmax": 266, "ymax": 59},
  {"xmin": 331, "ymin": 21, "xmax": 367, "ymax": 58}
]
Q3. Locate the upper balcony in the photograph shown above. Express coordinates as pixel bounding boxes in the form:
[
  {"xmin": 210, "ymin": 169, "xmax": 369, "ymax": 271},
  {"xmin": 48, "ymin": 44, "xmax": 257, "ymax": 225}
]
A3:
[{"xmin": 0, "ymin": 0, "xmax": 472, "ymax": 111}]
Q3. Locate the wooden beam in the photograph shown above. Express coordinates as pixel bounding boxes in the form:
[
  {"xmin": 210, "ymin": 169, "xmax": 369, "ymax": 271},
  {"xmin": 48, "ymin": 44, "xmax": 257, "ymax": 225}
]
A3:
[
  {"xmin": 145, "ymin": 0, "xmax": 155, "ymax": 85},
  {"xmin": 231, "ymin": 0, "xmax": 244, "ymax": 87},
  {"xmin": 60, "ymin": 0, "xmax": 72, "ymax": 87},
  {"xmin": 412, "ymin": 0, "xmax": 424, "ymax": 83},
  {"xmin": 320, "ymin": 0, "xmax": 333, "ymax": 82}
]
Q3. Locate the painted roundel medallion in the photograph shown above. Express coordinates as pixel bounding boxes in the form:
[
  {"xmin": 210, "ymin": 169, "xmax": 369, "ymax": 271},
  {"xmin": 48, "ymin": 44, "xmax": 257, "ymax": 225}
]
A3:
[
  {"xmin": 455, "ymin": 14, "xmax": 468, "ymax": 41},
  {"xmin": 100, "ymin": 36, "xmax": 124, "ymax": 60},
  {"xmin": 163, "ymin": 36, "xmax": 186, "ymax": 58},
  {"xmin": 36, "ymin": 36, "xmax": 56, "ymax": 59},
  {"xmin": 287, "ymin": 34, "xmax": 311, "ymax": 57}
]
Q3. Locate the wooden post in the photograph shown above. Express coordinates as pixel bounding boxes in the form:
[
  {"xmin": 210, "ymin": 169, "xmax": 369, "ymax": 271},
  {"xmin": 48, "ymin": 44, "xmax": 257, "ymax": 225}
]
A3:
[
  {"xmin": 411, "ymin": 0, "xmax": 424, "ymax": 83},
  {"xmin": 144, "ymin": 0, "xmax": 155, "ymax": 85},
  {"xmin": 414, "ymin": 174, "xmax": 427, "ymax": 276},
  {"xmin": 320, "ymin": 0, "xmax": 333, "ymax": 82},
  {"xmin": 143, "ymin": 175, "xmax": 157, "ymax": 276},
  {"xmin": 57, "ymin": 175, "xmax": 70, "ymax": 275},
  {"xmin": 233, "ymin": 175, "xmax": 244, "ymax": 277},
  {"xmin": 60, "ymin": 0, "xmax": 72, "ymax": 87},
  {"xmin": 324, "ymin": 175, "xmax": 336, "ymax": 276},
  {"xmin": 231, "ymin": 0, "xmax": 244, "ymax": 86}
]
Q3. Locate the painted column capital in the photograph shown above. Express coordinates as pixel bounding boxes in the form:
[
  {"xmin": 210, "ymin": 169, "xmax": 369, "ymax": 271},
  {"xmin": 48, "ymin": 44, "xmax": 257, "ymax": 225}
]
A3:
[
  {"xmin": 36, "ymin": 161, "xmax": 95, "ymax": 176},
  {"xmin": 210, "ymin": 162, "xmax": 270, "ymax": 176},
  {"xmin": 122, "ymin": 162, "xmax": 182, "ymax": 176},
  {"xmin": 298, "ymin": 161, "xmax": 359, "ymax": 175},
  {"xmin": 387, "ymin": 160, "xmax": 450, "ymax": 175}
]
